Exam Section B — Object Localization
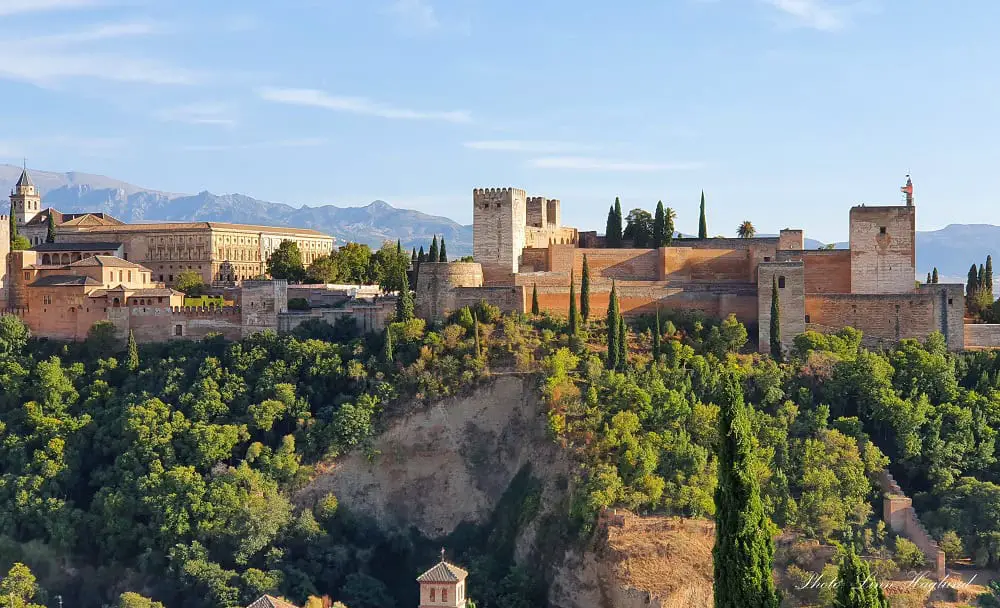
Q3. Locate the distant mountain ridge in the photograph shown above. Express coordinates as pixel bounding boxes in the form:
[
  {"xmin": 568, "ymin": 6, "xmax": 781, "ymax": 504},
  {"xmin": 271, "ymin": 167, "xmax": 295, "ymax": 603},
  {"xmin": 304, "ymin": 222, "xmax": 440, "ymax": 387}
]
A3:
[
  {"xmin": 0, "ymin": 165, "xmax": 473, "ymax": 255},
  {"xmin": 3, "ymin": 165, "xmax": 998, "ymax": 279}
]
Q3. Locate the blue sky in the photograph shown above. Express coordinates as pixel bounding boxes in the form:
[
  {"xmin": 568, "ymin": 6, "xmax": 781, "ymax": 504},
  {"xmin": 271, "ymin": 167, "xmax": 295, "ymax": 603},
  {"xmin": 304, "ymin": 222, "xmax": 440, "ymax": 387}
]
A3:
[{"xmin": 1, "ymin": 0, "xmax": 998, "ymax": 242}]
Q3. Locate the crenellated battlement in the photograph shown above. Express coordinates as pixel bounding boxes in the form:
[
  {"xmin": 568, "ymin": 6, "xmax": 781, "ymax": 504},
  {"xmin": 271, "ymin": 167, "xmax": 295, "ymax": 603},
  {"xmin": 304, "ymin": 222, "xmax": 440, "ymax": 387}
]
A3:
[
  {"xmin": 473, "ymin": 187, "xmax": 526, "ymax": 197},
  {"xmin": 170, "ymin": 305, "xmax": 241, "ymax": 316}
]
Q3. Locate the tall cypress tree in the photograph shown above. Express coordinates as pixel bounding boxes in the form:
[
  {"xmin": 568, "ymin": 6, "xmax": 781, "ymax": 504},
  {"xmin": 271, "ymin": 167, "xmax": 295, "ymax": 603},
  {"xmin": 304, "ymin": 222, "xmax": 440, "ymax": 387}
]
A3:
[
  {"xmin": 617, "ymin": 313, "xmax": 627, "ymax": 369},
  {"xmin": 713, "ymin": 373, "xmax": 781, "ymax": 608},
  {"xmin": 382, "ymin": 326, "xmax": 393, "ymax": 364},
  {"xmin": 568, "ymin": 271, "xmax": 578, "ymax": 336},
  {"xmin": 46, "ymin": 213, "xmax": 56, "ymax": 243},
  {"xmin": 833, "ymin": 545, "xmax": 889, "ymax": 608},
  {"xmin": 606, "ymin": 281, "xmax": 620, "ymax": 370},
  {"xmin": 396, "ymin": 239, "xmax": 402, "ymax": 254},
  {"xmin": 665, "ymin": 206, "xmax": 675, "ymax": 245},
  {"xmin": 605, "ymin": 206, "xmax": 617, "ymax": 248},
  {"xmin": 653, "ymin": 200, "xmax": 666, "ymax": 247},
  {"xmin": 926, "ymin": 272, "xmax": 932, "ymax": 285},
  {"xmin": 473, "ymin": 314, "xmax": 481, "ymax": 358},
  {"xmin": 968, "ymin": 263, "xmax": 980, "ymax": 297},
  {"xmin": 126, "ymin": 330, "xmax": 139, "ymax": 371},
  {"xmin": 932, "ymin": 267, "xmax": 939, "ymax": 284},
  {"xmin": 411, "ymin": 247, "xmax": 417, "ymax": 263},
  {"xmin": 429, "ymin": 236, "xmax": 439, "ymax": 263},
  {"xmin": 652, "ymin": 307, "xmax": 662, "ymax": 360},
  {"xmin": 614, "ymin": 197, "xmax": 623, "ymax": 246},
  {"xmin": 698, "ymin": 190, "xmax": 708, "ymax": 239},
  {"xmin": 418, "ymin": 246, "xmax": 426, "ymax": 263},
  {"xmin": 770, "ymin": 275, "xmax": 782, "ymax": 361},
  {"xmin": 531, "ymin": 283, "xmax": 540, "ymax": 315},
  {"xmin": 396, "ymin": 271, "xmax": 414, "ymax": 321},
  {"xmin": 581, "ymin": 255, "xmax": 591, "ymax": 321},
  {"xmin": 987, "ymin": 255, "xmax": 994, "ymax": 294},
  {"xmin": 439, "ymin": 238, "xmax": 448, "ymax": 262},
  {"xmin": 9, "ymin": 201, "xmax": 17, "ymax": 243}
]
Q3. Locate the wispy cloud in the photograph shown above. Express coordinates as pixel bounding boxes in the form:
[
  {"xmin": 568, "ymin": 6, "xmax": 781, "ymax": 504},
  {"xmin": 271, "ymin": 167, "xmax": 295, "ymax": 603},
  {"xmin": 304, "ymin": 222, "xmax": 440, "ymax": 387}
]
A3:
[
  {"xmin": 0, "ymin": 135, "xmax": 127, "ymax": 158},
  {"xmin": 28, "ymin": 22, "xmax": 159, "ymax": 46},
  {"xmin": 530, "ymin": 157, "xmax": 705, "ymax": 172},
  {"xmin": 0, "ymin": 0, "xmax": 104, "ymax": 16},
  {"xmin": 465, "ymin": 140, "xmax": 598, "ymax": 153},
  {"xmin": 385, "ymin": 0, "xmax": 440, "ymax": 32},
  {"xmin": 155, "ymin": 102, "xmax": 238, "ymax": 127},
  {"xmin": 180, "ymin": 138, "xmax": 327, "ymax": 152},
  {"xmin": 764, "ymin": 0, "xmax": 866, "ymax": 31},
  {"xmin": 258, "ymin": 87, "xmax": 471, "ymax": 123}
]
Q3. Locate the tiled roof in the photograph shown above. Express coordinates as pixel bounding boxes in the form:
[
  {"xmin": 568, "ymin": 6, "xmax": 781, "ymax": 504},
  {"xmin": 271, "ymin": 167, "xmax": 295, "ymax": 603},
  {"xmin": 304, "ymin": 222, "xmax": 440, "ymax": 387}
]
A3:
[
  {"xmin": 29, "ymin": 275, "xmax": 102, "ymax": 287},
  {"xmin": 88, "ymin": 287, "xmax": 181, "ymax": 298},
  {"xmin": 245, "ymin": 595, "xmax": 300, "ymax": 608},
  {"xmin": 16, "ymin": 168, "xmax": 33, "ymax": 188},
  {"xmin": 31, "ymin": 242, "xmax": 123, "ymax": 252},
  {"xmin": 59, "ymin": 214, "xmax": 125, "ymax": 227},
  {"xmin": 66, "ymin": 255, "xmax": 146, "ymax": 269},
  {"xmin": 417, "ymin": 561, "xmax": 469, "ymax": 583}
]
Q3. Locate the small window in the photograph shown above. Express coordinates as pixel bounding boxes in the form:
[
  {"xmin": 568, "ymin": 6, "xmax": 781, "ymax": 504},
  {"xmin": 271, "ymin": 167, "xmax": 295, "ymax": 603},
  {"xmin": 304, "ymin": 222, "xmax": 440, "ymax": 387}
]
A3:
[
  {"xmin": 948, "ymin": 298, "xmax": 954, "ymax": 305},
  {"xmin": 174, "ymin": 324, "xmax": 183, "ymax": 336},
  {"xmin": 778, "ymin": 276, "xmax": 786, "ymax": 289},
  {"xmin": 442, "ymin": 589, "xmax": 448, "ymax": 602},
  {"xmin": 23, "ymin": 272, "xmax": 30, "ymax": 280},
  {"xmin": 430, "ymin": 589, "xmax": 435, "ymax": 601},
  {"xmin": 852, "ymin": 305, "xmax": 857, "ymax": 313},
  {"xmin": 879, "ymin": 226, "xmax": 887, "ymax": 235},
  {"xmin": 895, "ymin": 304, "xmax": 900, "ymax": 312},
  {"xmin": 168, "ymin": 275, "xmax": 173, "ymax": 282},
  {"xmin": 763, "ymin": 256, "xmax": 771, "ymax": 262},
  {"xmin": 805, "ymin": 314, "xmax": 811, "ymax": 323}
]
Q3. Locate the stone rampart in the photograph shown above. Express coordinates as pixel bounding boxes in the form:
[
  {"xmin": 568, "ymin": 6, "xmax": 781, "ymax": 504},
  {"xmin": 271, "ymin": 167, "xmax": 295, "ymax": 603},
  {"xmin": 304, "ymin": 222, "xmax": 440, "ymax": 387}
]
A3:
[
  {"xmin": 850, "ymin": 205, "xmax": 916, "ymax": 294},
  {"xmin": 965, "ymin": 324, "xmax": 1000, "ymax": 349},
  {"xmin": 758, "ymin": 262, "xmax": 806, "ymax": 354},
  {"xmin": 777, "ymin": 249, "xmax": 852, "ymax": 294},
  {"xmin": 876, "ymin": 470, "xmax": 945, "ymax": 579},
  {"xmin": 414, "ymin": 262, "xmax": 485, "ymax": 319},
  {"xmin": 278, "ymin": 298, "xmax": 396, "ymax": 335}
]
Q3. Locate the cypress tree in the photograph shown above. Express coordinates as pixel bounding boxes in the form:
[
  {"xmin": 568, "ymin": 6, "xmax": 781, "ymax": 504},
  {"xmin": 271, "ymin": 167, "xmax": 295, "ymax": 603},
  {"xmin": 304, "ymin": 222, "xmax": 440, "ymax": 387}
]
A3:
[
  {"xmin": 987, "ymin": 255, "xmax": 994, "ymax": 294},
  {"xmin": 698, "ymin": 190, "xmax": 708, "ymax": 239},
  {"xmin": 382, "ymin": 326, "xmax": 393, "ymax": 364},
  {"xmin": 614, "ymin": 197, "xmax": 623, "ymax": 246},
  {"xmin": 418, "ymin": 246, "xmax": 426, "ymax": 263},
  {"xmin": 473, "ymin": 314, "xmax": 481, "ymax": 358},
  {"xmin": 653, "ymin": 200, "xmax": 667, "ymax": 247},
  {"xmin": 126, "ymin": 330, "xmax": 139, "ymax": 371},
  {"xmin": 652, "ymin": 307, "xmax": 661, "ymax": 360},
  {"xmin": 411, "ymin": 247, "xmax": 417, "ymax": 263},
  {"xmin": 712, "ymin": 373, "xmax": 781, "ymax": 608},
  {"xmin": 531, "ymin": 283, "xmax": 540, "ymax": 315},
  {"xmin": 46, "ymin": 212, "xmax": 56, "ymax": 243},
  {"xmin": 926, "ymin": 272, "xmax": 932, "ymax": 285},
  {"xmin": 968, "ymin": 263, "xmax": 980, "ymax": 298},
  {"xmin": 605, "ymin": 206, "xmax": 616, "ymax": 248},
  {"xmin": 581, "ymin": 255, "xmax": 591, "ymax": 321},
  {"xmin": 770, "ymin": 275, "xmax": 782, "ymax": 361},
  {"xmin": 9, "ymin": 201, "xmax": 17, "ymax": 243},
  {"xmin": 396, "ymin": 239, "xmax": 402, "ymax": 254},
  {"xmin": 606, "ymin": 281, "xmax": 620, "ymax": 370},
  {"xmin": 568, "ymin": 271, "xmax": 578, "ymax": 335},
  {"xmin": 833, "ymin": 545, "xmax": 889, "ymax": 608},
  {"xmin": 429, "ymin": 236, "xmax": 439, "ymax": 262},
  {"xmin": 980, "ymin": 264, "xmax": 987, "ymax": 291},
  {"xmin": 439, "ymin": 238, "xmax": 447, "ymax": 262},
  {"xmin": 396, "ymin": 271, "xmax": 414, "ymax": 321},
  {"xmin": 617, "ymin": 313, "xmax": 627, "ymax": 370},
  {"xmin": 932, "ymin": 267, "xmax": 939, "ymax": 284}
]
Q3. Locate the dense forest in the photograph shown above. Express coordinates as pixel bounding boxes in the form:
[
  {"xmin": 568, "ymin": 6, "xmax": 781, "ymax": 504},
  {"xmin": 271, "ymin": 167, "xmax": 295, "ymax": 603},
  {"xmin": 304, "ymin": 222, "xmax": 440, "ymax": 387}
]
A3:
[{"xmin": 3, "ymin": 298, "xmax": 1000, "ymax": 607}]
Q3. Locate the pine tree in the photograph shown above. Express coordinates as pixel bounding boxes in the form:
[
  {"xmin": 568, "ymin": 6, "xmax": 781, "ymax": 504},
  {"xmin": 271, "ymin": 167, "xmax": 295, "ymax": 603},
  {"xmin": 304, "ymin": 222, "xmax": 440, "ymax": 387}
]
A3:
[
  {"xmin": 833, "ymin": 545, "xmax": 889, "ymax": 608},
  {"xmin": 606, "ymin": 281, "xmax": 620, "ymax": 370},
  {"xmin": 531, "ymin": 283, "xmax": 540, "ymax": 315},
  {"xmin": 429, "ymin": 236, "xmax": 439, "ymax": 263},
  {"xmin": 46, "ymin": 212, "xmax": 56, "ymax": 243},
  {"xmin": 987, "ymin": 255, "xmax": 994, "ymax": 294},
  {"xmin": 581, "ymin": 255, "xmax": 591, "ymax": 321},
  {"xmin": 614, "ymin": 197, "xmax": 623, "ymax": 246},
  {"xmin": 126, "ymin": 330, "xmax": 139, "ymax": 371},
  {"xmin": 617, "ymin": 313, "xmax": 627, "ymax": 370},
  {"xmin": 382, "ymin": 326, "xmax": 393, "ymax": 364},
  {"xmin": 713, "ymin": 373, "xmax": 781, "ymax": 608},
  {"xmin": 770, "ymin": 275, "xmax": 782, "ymax": 361},
  {"xmin": 439, "ymin": 238, "xmax": 447, "ymax": 262},
  {"xmin": 652, "ymin": 307, "xmax": 661, "ymax": 360},
  {"xmin": 568, "ymin": 271, "xmax": 578, "ymax": 335},
  {"xmin": 396, "ymin": 271, "xmax": 414, "ymax": 321},
  {"xmin": 653, "ymin": 200, "xmax": 666, "ymax": 247},
  {"xmin": 698, "ymin": 190, "xmax": 708, "ymax": 239},
  {"xmin": 473, "ymin": 314, "xmax": 481, "ymax": 358},
  {"xmin": 932, "ymin": 267, "xmax": 939, "ymax": 284}
]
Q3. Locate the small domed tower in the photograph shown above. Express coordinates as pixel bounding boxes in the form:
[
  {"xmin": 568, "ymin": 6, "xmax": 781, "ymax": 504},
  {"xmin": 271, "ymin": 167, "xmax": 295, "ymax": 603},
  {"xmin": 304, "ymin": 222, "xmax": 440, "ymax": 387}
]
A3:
[
  {"xmin": 11, "ymin": 163, "xmax": 42, "ymax": 227},
  {"xmin": 417, "ymin": 551, "xmax": 468, "ymax": 608}
]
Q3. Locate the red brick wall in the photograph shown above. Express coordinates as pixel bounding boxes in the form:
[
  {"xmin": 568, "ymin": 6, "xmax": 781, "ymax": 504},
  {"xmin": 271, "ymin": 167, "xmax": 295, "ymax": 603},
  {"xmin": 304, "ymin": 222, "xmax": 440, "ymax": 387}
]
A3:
[
  {"xmin": 531, "ymin": 284, "xmax": 757, "ymax": 323},
  {"xmin": 662, "ymin": 248, "xmax": 752, "ymax": 282},
  {"xmin": 520, "ymin": 248, "xmax": 548, "ymax": 272},
  {"xmin": 800, "ymin": 250, "xmax": 851, "ymax": 294}
]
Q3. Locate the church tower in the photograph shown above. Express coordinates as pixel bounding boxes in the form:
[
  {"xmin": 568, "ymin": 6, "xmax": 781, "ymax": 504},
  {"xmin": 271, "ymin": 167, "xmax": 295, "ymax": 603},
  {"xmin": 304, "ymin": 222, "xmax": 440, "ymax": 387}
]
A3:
[
  {"xmin": 417, "ymin": 552, "xmax": 468, "ymax": 608},
  {"xmin": 11, "ymin": 164, "xmax": 41, "ymax": 228}
]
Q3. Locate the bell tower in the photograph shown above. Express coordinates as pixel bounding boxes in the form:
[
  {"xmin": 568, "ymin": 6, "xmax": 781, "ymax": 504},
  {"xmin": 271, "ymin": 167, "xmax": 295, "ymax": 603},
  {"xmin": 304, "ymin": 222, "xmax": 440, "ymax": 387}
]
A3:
[
  {"xmin": 11, "ymin": 162, "xmax": 41, "ymax": 227},
  {"xmin": 417, "ymin": 550, "xmax": 468, "ymax": 608}
]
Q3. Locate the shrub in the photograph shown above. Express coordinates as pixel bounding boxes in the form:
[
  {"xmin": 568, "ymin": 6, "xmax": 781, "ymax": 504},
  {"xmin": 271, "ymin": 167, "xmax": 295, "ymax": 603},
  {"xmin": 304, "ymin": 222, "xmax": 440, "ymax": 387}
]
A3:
[
  {"xmin": 288, "ymin": 298, "xmax": 310, "ymax": 311},
  {"xmin": 894, "ymin": 537, "xmax": 926, "ymax": 569}
]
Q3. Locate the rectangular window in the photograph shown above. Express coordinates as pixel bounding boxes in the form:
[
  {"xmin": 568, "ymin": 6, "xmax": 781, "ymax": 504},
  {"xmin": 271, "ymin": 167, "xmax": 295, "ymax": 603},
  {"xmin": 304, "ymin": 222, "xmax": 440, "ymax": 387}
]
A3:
[
  {"xmin": 442, "ymin": 589, "xmax": 448, "ymax": 602},
  {"xmin": 174, "ymin": 324, "xmax": 183, "ymax": 336},
  {"xmin": 805, "ymin": 314, "xmax": 811, "ymax": 323},
  {"xmin": 948, "ymin": 298, "xmax": 954, "ymax": 305},
  {"xmin": 23, "ymin": 272, "xmax": 30, "ymax": 280},
  {"xmin": 879, "ymin": 226, "xmax": 887, "ymax": 235},
  {"xmin": 169, "ymin": 275, "xmax": 173, "ymax": 282},
  {"xmin": 778, "ymin": 276, "xmax": 786, "ymax": 289}
]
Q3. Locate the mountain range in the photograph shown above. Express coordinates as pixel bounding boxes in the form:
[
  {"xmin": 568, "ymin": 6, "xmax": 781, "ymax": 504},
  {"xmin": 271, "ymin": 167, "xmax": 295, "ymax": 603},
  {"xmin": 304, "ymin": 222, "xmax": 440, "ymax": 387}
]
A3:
[{"xmin": 2, "ymin": 164, "xmax": 996, "ymax": 282}]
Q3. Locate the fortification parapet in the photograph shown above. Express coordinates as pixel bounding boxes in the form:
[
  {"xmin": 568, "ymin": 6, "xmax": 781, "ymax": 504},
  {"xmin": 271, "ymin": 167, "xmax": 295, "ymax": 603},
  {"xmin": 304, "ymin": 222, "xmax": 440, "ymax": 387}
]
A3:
[{"xmin": 415, "ymin": 262, "xmax": 484, "ymax": 320}]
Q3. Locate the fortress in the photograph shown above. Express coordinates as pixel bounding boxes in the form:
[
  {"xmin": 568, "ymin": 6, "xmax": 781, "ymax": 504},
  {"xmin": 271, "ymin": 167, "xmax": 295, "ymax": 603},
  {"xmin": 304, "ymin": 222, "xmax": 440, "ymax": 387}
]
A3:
[{"xmin": 417, "ymin": 178, "xmax": 977, "ymax": 352}]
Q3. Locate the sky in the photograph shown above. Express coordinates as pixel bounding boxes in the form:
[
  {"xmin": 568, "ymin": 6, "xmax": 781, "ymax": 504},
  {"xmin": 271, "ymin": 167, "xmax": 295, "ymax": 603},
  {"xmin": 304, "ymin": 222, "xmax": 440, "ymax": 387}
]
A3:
[{"xmin": 1, "ymin": 0, "xmax": 999, "ymax": 242}]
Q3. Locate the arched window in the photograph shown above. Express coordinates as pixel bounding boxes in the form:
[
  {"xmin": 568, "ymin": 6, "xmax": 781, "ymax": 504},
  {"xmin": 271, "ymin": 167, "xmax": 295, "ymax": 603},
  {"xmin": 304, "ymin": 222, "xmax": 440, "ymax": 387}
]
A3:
[
  {"xmin": 61, "ymin": 253, "xmax": 70, "ymax": 264},
  {"xmin": 41, "ymin": 254, "xmax": 51, "ymax": 265},
  {"xmin": 778, "ymin": 276, "xmax": 786, "ymax": 289},
  {"xmin": 113, "ymin": 297, "xmax": 120, "ymax": 307}
]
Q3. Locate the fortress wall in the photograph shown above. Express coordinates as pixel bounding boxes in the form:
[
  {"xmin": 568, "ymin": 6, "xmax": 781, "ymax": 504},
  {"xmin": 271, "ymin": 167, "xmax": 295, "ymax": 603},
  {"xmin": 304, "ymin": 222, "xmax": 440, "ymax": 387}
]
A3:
[
  {"xmin": 550, "ymin": 248, "xmax": 660, "ymax": 280},
  {"xmin": 804, "ymin": 293, "xmax": 944, "ymax": 349},
  {"xmin": 129, "ymin": 307, "xmax": 244, "ymax": 342},
  {"xmin": 450, "ymin": 286, "xmax": 525, "ymax": 316},
  {"xmin": 278, "ymin": 301, "xmax": 396, "ymax": 335},
  {"xmin": 414, "ymin": 262, "xmax": 486, "ymax": 319},
  {"xmin": 758, "ymin": 262, "xmax": 806, "ymax": 354},
  {"xmin": 520, "ymin": 248, "xmax": 549, "ymax": 272},
  {"xmin": 965, "ymin": 324, "xmax": 1000, "ymax": 349},
  {"xmin": 850, "ymin": 206, "xmax": 916, "ymax": 294},
  {"xmin": 661, "ymin": 248, "xmax": 753, "ymax": 283},
  {"xmin": 524, "ymin": 226, "xmax": 577, "ymax": 249},
  {"xmin": 788, "ymin": 250, "xmax": 852, "ymax": 294}
]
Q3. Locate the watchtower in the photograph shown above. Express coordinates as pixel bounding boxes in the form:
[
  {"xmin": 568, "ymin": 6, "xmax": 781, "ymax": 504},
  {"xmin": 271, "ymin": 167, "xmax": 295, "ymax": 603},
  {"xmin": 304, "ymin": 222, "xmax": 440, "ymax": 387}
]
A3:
[
  {"xmin": 848, "ymin": 176, "xmax": 917, "ymax": 294},
  {"xmin": 10, "ymin": 164, "xmax": 42, "ymax": 228},
  {"xmin": 472, "ymin": 187, "xmax": 527, "ymax": 276}
]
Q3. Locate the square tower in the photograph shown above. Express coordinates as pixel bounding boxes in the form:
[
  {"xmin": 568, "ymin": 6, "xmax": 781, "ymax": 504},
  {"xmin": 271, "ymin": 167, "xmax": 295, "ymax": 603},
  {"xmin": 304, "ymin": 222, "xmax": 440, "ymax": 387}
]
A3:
[
  {"xmin": 473, "ymin": 187, "xmax": 527, "ymax": 275},
  {"xmin": 758, "ymin": 261, "xmax": 805, "ymax": 355},
  {"xmin": 849, "ymin": 205, "xmax": 916, "ymax": 294},
  {"xmin": 417, "ymin": 559, "xmax": 468, "ymax": 608},
  {"xmin": 11, "ymin": 167, "xmax": 42, "ymax": 227}
]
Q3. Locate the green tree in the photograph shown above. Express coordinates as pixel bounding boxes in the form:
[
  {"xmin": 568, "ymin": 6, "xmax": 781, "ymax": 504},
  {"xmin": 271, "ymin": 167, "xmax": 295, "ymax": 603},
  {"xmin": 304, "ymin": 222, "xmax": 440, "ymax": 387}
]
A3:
[
  {"xmin": 429, "ymin": 235, "xmax": 439, "ymax": 262},
  {"xmin": 175, "ymin": 270, "xmax": 207, "ymax": 296},
  {"xmin": 939, "ymin": 530, "xmax": 964, "ymax": 563},
  {"xmin": 581, "ymin": 255, "xmax": 591, "ymax": 321},
  {"xmin": 305, "ymin": 254, "xmax": 339, "ymax": 284},
  {"xmin": 46, "ymin": 212, "xmax": 56, "ymax": 243},
  {"xmin": 395, "ymin": 271, "xmax": 414, "ymax": 322},
  {"xmin": 117, "ymin": 592, "xmax": 166, "ymax": 608},
  {"xmin": 653, "ymin": 200, "xmax": 667, "ymax": 247},
  {"xmin": 615, "ymin": 197, "xmax": 623, "ymax": 245},
  {"xmin": 531, "ymin": 283, "xmax": 540, "ymax": 315},
  {"xmin": 932, "ymin": 267, "xmax": 939, "ymax": 284},
  {"xmin": 737, "ymin": 220, "xmax": 755, "ymax": 239},
  {"xmin": 606, "ymin": 198, "xmax": 623, "ymax": 247},
  {"xmin": 474, "ymin": 314, "xmax": 481, "ymax": 358},
  {"xmin": 382, "ymin": 326, "xmax": 393, "ymax": 364},
  {"xmin": 617, "ymin": 313, "xmax": 627, "ymax": 368},
  {"xmin": 607, "ymin": 281, "xmax": 620, "ymax": 369},
  {"xmin": 126, "ymin": 329, "xmax": 139, "ymax": 371},
  {"xmin": 664, "ymin": 206, "xmax": 676, "ymax": 245},
  {"xmin": 987, "ymin": 255, "xmax": 994, "ymax": 294},
  {"xmin": 770, "ymin": 275, "xmax": 782, "ymax": 361},
  {"xmin": 833, "ymin": 545, "xmax": 888, "ymax": 608},
  {"xmin": 652, "ymin": 308, "xmax": 661, "ymax": 359},
  {"xmin": 8, "ymin": 201, "xmax": 16, "ymax": 244},
  {"xmin": 335, "ymin": 242, "xmax": 373, "ymax": 284},
  {"xmin": 980, "ymin": 264, "xmax": 987, "ymax": 292},
  {"xmin": 266, "ymin": 241, "xmax": 305, "ymax": 282},
  {"xmin": 439, "ymin": 238, "xmax": 447, "ymax": 262},
  {"xmin": 968, "ymin": 263, "xmax": 980, "ymax": 297},
  {"xmin": 340, "ymin": 572, "xmax": 396, "ymax": 608},
  {"xmin": 411, "ymin": 247, "xmax": 417, "ymax": 263},
  {"xmin": 373, "ymin": 241, "xmax": 411, "ymax": 293},
  {"xmin": 0, "ymin": 563, "xmax": 45, "ymax": 608},
  {"xmin": 623, "ymin": 208, "xmax": 653, "ymax": 247},
  {"xmin": 418, "ymin": 245, "xmax": 425, "ymax": 262},
  {"xmin": 87, "ymin": 320, "xmax": 119, "ymax": 359},
  {"xmin": 712, "ymin": 374, "xmax": 781, "ymax": 608},
  {"xmin": 698, "ymin": 190, "xmax": 708, "ymax": 239},
  {"xmin": 568, "ymin": 271, "xmax": 578, "ymax": 336},
  {"xmin": 0, "ymin": 314, "xmax": 30, "ymax": 356}
]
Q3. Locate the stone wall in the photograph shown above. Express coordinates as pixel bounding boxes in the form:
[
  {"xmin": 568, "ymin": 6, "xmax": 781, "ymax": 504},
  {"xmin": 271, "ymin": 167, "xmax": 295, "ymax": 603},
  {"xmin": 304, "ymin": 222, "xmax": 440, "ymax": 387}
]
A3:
[
  {"xmin": 663, "ymin": 248, "xmax": 753, "ymax": 283},
  {"xmin": 473, "ymin": 188, "xmax": 527, "ymax": 275},
  {"xmin": 519, "ymin": 248, "xmax": 548, "ymax": 272},
  {"xmin": 876, "ymin": 470, "xmax": 946, "ymax": 579},
  {"xmin": 782, "ymin": 250, "xmax": 852, "ymax": 294},
  {"xmin": 778, "ymin": 229, "xmax": 804, "ymax": 250},
  {"xmin": 238, "ymin": 280, "xmax": 288, "ymax": 336},
  {"xmin": 524, "ymin": 225, "xmax": 577, "ymax": 249},
  {"xmin": 414, "ymin": 262, "xmax": 484, "ymax": 320},
  {"xmin": 964, "ymin": 324, "xmax": 1000, "ymax": 349},
  {"xmin": 129, "ymin": 307, "xmax": 244, "ymax": 342},
  {"xmin": 277, "ymin": 299, "xmax": 396, "ymax": 335},
  {"xmin": 526, "ymin": 196, "xmax": 547, "ymax": 228},
  {"xmin": 0, "ymin": 214, "xmax": 9, "ymax": 307},
  {"xmin": 849, "ymin": 206, "xmax": 916, "ymax": 294},
  {"xmin": 758, "ymin": 262, "xmax": 806, "ymax": 354}
]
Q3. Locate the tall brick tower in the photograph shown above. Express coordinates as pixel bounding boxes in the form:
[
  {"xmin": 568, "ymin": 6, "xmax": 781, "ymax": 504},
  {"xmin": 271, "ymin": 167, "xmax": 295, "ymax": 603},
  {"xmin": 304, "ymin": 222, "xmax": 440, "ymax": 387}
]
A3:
[
  {"xmin": 848, "ymin": 176, "xmax": 916, "ymax": 294},
  {"xmin": 473, "ymin": 187, "xmax": 527, "ymax": 279},
  {"xmin": 11, "ymin": 163, "xmax": 42, "ymax": 229},
  {"xmin": 417, "ymin": 552, "xmax": 468, "ymax": 608}
]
